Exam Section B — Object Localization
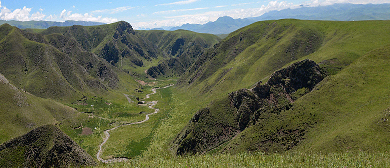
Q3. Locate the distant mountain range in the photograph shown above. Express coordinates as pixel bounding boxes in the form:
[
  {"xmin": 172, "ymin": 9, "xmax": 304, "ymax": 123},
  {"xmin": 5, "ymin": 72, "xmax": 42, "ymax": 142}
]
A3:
[
  {"xmin": 0, "ymin": 20, "xmax": 105, "ymax": 29},
  {"xmin": 170, "ymin": 3, "xmax": 390, "ymax": 34}
]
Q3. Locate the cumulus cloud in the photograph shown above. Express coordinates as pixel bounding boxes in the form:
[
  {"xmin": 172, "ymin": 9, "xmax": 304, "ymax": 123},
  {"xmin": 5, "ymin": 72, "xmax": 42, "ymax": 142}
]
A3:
[
  {"xmin": 0, "ymin": 6, "xmax": 46, "ymax": 21},
  {"xmin": 0, "ymin": 1, "xmax": 45, "ymax": 21},
  {"xmin": 30, "ymin": 11, "xmax": 46, "ymax": 20},
  {"xmin": 60, "ymin": 9, "xmax": 117, "ymax": 23},
  {"xmin": 0, "ymin": 1, "xmax": 118, "ymax": 23},
  {"xmin": 156, "ymin": 0, "xmax": 199, "ymax": 6}
]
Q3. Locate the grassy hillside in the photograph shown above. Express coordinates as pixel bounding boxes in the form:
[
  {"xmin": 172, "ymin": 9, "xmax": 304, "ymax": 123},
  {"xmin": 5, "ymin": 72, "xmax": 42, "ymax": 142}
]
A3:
[
  {"xmin": 0, "ymin": 23, "xmax": 128, "ymax": 101},
  {"xmin": 0, "ymin": 23, "xmax": 157, "ymax": 160},
  {"xmin": 161, "ymin": 19, "xmax": 390, "ymax": 156},
  {"xmin": 223, "ymin": 44, "xmax": 390, "ymax": 154},
  {"xmin": 172, "ymin": 59, "xmax": 326, "ymax": 155},
  {"xmin": 0, "ymin": 72, "xmax": 84, "ymax": 144},
  {"xmin": 0, "ymin": 125, "xmax": 96, "ymax": 167},
  {"xmin": 40, "ymin": 22, "xmax": 162, "ymax": 77},
  {"xmin": 136, "ymin": 29, "xmax": 220, "ymax": 78},
  {"xmin": 178, "ymin": 20, "xmax": 390, "ymax": 105}
]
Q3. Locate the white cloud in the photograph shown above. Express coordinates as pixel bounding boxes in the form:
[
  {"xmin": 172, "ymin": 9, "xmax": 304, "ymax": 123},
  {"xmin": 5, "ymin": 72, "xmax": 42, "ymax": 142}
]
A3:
[
  {"xmin": 0, "ymin": 1, "xmax": 48, "ymax": 21},
  {"xmin": 156, "ymin": 0, "xmax": 199, "ymax": 6},
  {"xmin": 46, "ymin": 14, "xmax": 57, "ymax": 21},
  {"xmin": 92, "ymin": 6, "xmax": 135, "ymax": 14},
  {"xmin": 30, "ymin": 11, "xmax": 46, "ymax": 20},
  {"xmin": 134, "ymin": 1, "xmax": 295, "ymax": 29},
  {"xmin": 60, "ymin": 9, "xmax": 117, "ymax": 23},
  {"xmin": 153, "ymin": 7, "xmax": 209, "ymax": 14},
  {"xmin": 0, "ymin": 1, "xmax": 118, "ymax": 23},
  {"xmin": 0, "ymin": 6, "xmax": 33, "ymax": 21},
  {"xmin": 60, "ymin": 9, "xmax": 67, "ymax": 18}
]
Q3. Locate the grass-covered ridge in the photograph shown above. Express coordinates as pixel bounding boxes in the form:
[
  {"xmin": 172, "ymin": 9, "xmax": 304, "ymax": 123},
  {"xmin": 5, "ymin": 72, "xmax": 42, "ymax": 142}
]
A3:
[
  {"xmin": 170, "ymin": 19, "xmax": 390, "ymax": 156},
  {"xmin": 171, "ymin": 59, "xmax": 326, "ymax": 155},
  {"xmin": 136, "ymin": 29, "xmax": 220, "ymax": 78}
]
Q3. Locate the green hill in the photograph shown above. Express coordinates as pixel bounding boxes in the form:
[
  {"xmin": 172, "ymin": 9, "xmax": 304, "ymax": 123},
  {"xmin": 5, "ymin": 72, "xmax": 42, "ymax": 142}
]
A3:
[
  {"xmin": 0, "ymin": 23, "xmax": 124, "ymax": 101},
  {"xmin": 40, "ymin": 21, "xmax": 161, "ymax": 77},
  {"xmin": 136, "ymin": 29, "xmax": 220, "ymax": 78},
  {"xmin": 172, "ymin": 59, "xmax": 326, "ymax": 155},
  {"xmin": 168, "ymin": 19, "xmax": 390, "ymax": 155},
  {"xmin": 0, "ymin": 72, "xmax": 84, "ymax": 144},
  {"xmin": 0, "ymin": 125, "xmax": 96, "ymax": 167}
]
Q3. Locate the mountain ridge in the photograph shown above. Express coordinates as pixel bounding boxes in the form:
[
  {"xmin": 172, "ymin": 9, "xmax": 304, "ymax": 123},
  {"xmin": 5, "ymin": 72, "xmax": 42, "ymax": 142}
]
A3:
[
  {"xmin": 0, "ymin": 20, "xmax": 105, "ymax": 30},
  {"xmin": 170, "ymin": 3, "xmax": 390, "ymax": 34}
]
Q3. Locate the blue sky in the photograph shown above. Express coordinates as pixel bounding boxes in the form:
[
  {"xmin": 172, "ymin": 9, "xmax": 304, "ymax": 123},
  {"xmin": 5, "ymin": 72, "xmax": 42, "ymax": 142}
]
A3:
[{"xmin": 1, "ymin": 0, "xmax": 389, "ymax": 29}]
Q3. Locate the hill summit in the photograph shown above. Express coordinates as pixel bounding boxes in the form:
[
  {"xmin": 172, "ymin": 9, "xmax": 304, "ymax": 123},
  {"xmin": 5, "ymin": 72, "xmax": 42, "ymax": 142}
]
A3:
[{"xmin": 0, "ymin": 125, "xmax": 96, "ymax": 167}]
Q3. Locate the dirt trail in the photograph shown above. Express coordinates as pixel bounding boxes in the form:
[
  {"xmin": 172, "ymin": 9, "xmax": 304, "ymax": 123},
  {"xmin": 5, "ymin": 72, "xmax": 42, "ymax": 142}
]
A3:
[{"xmin": 96, "ymin": 84, "xmax": 174, "ymax": 163}]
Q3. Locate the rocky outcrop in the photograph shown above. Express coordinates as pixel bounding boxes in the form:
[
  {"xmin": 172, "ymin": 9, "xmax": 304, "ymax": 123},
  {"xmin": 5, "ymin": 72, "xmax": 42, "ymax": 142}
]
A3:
[
  {"xmin": 0, "ymin": 125, "xmax": 96, "ymax": 167},
  {"xmin": 172, "ymin": 59, "xmax": 326, "ymax": 155}
]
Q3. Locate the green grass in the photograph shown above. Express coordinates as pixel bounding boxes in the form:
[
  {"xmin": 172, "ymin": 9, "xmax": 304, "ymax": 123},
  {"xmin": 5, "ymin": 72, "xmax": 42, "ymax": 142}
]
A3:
[
  {"xmin": 101, "ymin": 151, "xmax": 390, "ymax": 167},
  {"xmin": 98, "ymin": 81, "xmax": 176, "ymax": 159}
]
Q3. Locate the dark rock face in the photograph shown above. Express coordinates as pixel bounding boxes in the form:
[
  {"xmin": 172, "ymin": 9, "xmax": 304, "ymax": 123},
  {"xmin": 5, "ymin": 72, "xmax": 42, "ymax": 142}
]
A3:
[
  {"xmin": 0, "ymin": 125, "xmax": 96, "ymax": 167},
  {"xmin": 172, "ymin": 59, "xmax": 326, "ymax": 155},
  {"xmin": 171, "ymin": 38, "xmax": 185, "ymax": 56},
  {"xmin": 266, "ymin": 59, "xmax": 324, "ymax": 93},
  {"xmin": 101, "ymin": 42, "xmax": 120, "ymax": 65}
]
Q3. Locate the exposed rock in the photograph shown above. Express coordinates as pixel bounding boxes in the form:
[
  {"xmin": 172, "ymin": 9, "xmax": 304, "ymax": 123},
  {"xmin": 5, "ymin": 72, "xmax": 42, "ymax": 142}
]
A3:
[
  {"xmin": 0, "ymin": 125, "xmax": 96, "ymax": 167},
  {"xmin": 172, "ymin": 59, "xmax": 326, "ymax": 155}
]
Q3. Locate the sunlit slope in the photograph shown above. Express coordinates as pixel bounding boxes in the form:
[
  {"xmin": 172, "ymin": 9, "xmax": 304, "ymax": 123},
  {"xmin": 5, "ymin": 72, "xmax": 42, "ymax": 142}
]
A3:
[
  {"xmin": 136, "ymin": 29, "xmax": 220, "ymax": 78},
  {"xmin": 224, "ymin": 44, "xmax": 390, "ymax": 153},
  {"xmin": 0, "ymin": 24, "xmax": 129, "ymax": 101},
  {"xmin": 170, "ymin": 20, "xmax": 390, "ymax": 155},
  {"xmin": 0, "ymin": 73, "xmax": 84, "ymax": 144},
  {"xmin": 40, "ymin": 22, "xmax": 162, "ymax": 76},
  {"xmin": 179, "ymin": 20, "xmax": 390, "ymax": 100}
]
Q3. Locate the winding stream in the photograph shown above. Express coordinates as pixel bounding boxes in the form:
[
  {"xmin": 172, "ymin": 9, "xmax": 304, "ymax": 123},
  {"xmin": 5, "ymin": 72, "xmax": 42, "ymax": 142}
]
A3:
[{"xmin": 96, "ymin": 84, "xmax": 174, "ymax": 163}]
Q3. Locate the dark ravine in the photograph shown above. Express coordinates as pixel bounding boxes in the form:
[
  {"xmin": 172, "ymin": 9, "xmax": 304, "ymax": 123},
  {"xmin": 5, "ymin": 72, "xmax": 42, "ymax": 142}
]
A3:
[{"xmin": 171, "ymin": 59, "xmax": 326, "ymax": 155}]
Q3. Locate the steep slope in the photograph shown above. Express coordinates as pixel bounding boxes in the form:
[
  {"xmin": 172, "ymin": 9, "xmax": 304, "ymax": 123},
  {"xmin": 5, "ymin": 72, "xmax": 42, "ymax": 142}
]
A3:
[
  {"xmin": 178, "ymin": 20, "xmax": 390, "ymax": 100},
  {"xmin": 0, "ymin": 24, "xmax": 120, "ymax": 101},
  {"xmin": 169, "ymin": 19, "xmax": 390, "ymax": 155},
  {"xmin": 137, "ymin": 29, "xmax": 220, "ymax": 78},
  {"xmin": 0, "ymin": 72, "xmax": 83, "ymax": 144},
  {"xmin": 41, "ymin": 21, "xmax": 161, "ymax": 76},
  {"xmin": 178, "ymin": 20, "xmax": 323, "ymax": 96},
  {"xmin": 172, "ymin": 60, "xmax": 326, "ymax": 155},
  {"xmin": 0, "ymin": 125, "xmax": 96, "ymax": 167},
  {"xmin": 223, "ymin": 44, "xmax": 390, "ymax": 154}
]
